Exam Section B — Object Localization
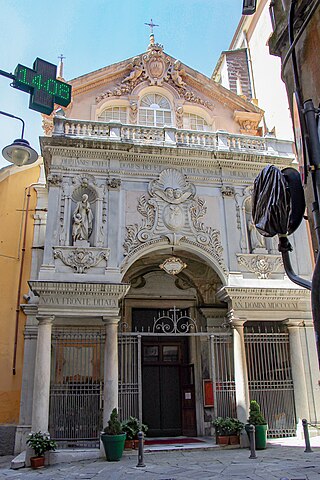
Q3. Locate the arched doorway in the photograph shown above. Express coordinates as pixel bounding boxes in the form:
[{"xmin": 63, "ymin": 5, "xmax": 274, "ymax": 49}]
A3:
[{"xmin": 121, "ymin": 248, "xmax": 228, "ymax": 437}]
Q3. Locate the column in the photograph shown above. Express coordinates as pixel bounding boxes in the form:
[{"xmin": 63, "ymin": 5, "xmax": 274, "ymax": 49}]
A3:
[
  {"xmin": 102, "ymin": 316, "xmax": 120, "ymax": 427},
  {"xmin": 230, "ymin": 311, "xmax": 250, "ymax": 424},
  {"xmin": 284, "ymin": 320, "xmax": 310, "ymax": 425},
  {"xmin": 31, "ymin": 316, "xmax": 54, "ymax": 432}
]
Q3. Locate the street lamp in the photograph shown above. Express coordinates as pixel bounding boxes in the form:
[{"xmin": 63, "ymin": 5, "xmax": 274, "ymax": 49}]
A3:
[{"xmin": 0, "ymin": 110, "xmax": 38, "ymax": 166}]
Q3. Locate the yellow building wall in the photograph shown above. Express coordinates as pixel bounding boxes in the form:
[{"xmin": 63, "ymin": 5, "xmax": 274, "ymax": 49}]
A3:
[{"xmin": 0, "ymin": 163, "xmax": 41, "ymax": 425}]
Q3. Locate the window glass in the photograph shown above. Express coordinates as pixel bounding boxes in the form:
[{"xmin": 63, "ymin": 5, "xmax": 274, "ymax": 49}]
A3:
[
  {"xmin": 163, "ymin": 345, "xmax": 179, "ymax": 362},
  {"xmin": 183, "ymin": 113, "xmax": 208, "ymax": 131},
  {"xmin": 98, "ymin": 106, "xmax": 127, "ymax": 123},
  {"xmin": 139, "ymin": 94, "xmax": 172, "ymax": 127},
  {"xmin": 143, "ymin": 345, "xmax": 159, "ymax": 362}
]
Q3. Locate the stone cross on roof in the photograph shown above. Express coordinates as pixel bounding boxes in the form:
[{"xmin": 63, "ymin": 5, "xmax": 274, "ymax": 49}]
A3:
[
  {"xmin": 144, "ymin": 18, "xmax": 159, "ymax": 34},
  {"xmin": 145, "ymin": 19, "xmax": 159, "ymax": 47}
]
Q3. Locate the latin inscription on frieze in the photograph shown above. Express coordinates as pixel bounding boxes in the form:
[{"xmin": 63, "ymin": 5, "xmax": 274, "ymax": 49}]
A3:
[
  {"xmin": 56, "ymin": 158, "xmax": 108, "ymax": 168},
  {"xmin": 119, "ymin": 162, "xmax": 220, "ymax": 176},
  {"xmin": 41, "ymin": 296, "xmax": 117, "ymax": 307},
  {"xmin": 234, "ymin": 300, "xmax": 299, "ymax": 310}
]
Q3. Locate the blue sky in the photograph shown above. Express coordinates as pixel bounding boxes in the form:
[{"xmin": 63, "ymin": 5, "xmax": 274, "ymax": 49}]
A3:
[{"xmin": 0, "ymin": 0, "xmax": 243, "ymax": 168}]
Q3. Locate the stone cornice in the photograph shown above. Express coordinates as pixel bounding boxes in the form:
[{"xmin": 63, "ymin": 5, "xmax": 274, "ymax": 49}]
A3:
[
  {"xmin": 29, "ymin": 281, "xmax": 130, "ymax": 297},
  {"xmin": 41, "ymin": 137, "xmax": 294, "ymax": 180},
  {"xmin": 218, "ymin": 286, "xmax": 311, "ymax": 301},
  {"xmin": 28, "ymin": 281, "xmax": 130, "ymax": 317},
  {"xmin": 217, "ymin": 286, "xmax": 311, "ymax": 314}
]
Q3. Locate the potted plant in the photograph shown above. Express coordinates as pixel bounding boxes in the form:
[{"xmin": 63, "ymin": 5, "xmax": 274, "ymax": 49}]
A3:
[
  {"xmin": 246, "ymin": 400, "xmax": 268, "ymax": 449},
  {"xmin": 228, "ymin": 418, "xmax": 244, "ymax": 445},
  {"xmin": 100, "ymin": 408, "xmax": 126, "ymax": 461},
  {"xmin": 212, "ymin": 417, "xmax": 243, "ymax": 445},
  {"xmin": 26, "ymin": 431, "xmax": 57, "ymax": 469},
  {"xmin": 122, "ymin": 416, "xmax": 148, "ymax": 449}
]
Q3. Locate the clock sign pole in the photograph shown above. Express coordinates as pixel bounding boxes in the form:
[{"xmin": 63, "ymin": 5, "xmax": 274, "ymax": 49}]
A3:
[
  {"xmin": 13, "ymin": 58, "xmax": 72, "ymax": 115},
  {"xmin": 0, "ymin": 58, "xmax": 72, "ymax": 115}
]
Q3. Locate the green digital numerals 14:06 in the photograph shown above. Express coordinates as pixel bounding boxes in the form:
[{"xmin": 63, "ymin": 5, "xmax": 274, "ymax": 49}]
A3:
[{"xmin": 17, "ymin": 67, "xmax": 70, "ymax": 99}]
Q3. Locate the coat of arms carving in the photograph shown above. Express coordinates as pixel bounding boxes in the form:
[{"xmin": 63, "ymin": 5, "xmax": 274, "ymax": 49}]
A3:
[{"xmin": 124, "ymin": 169, "xmax": 225, "ymax": 271}]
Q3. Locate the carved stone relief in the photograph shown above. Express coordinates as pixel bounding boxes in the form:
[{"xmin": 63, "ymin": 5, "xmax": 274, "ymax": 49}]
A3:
[
  {"xmin": 107, "ymin": 178, "xmax": 121, "ymax": 189},
  {"xmin": 124, "ymin": 168, "xmax": 225, "ymax": 271},
  {"xmin": 96, "ymin": 43, "xmax": 213, "ymax": 110},
  {"xmin": 220, "ymin": 186, "xmax": 234, "ymax": 197},
  {"xmin": 237, "ymin": 254, "xmax": 283, "ymax": 279},
  {"xmin": 53, "ymin": 247, "xmax": 110, "ymax": 274},
  {"xmin": 47, "ymin": 174, "xmax": 63, "ymax": 186}
]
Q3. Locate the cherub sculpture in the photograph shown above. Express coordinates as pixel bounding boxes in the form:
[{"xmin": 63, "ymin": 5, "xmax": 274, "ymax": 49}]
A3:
[
  {"xmin": 122, "ymin": 57, "xmax": 144, "ymax": 84},
  {"xmin": 170, "ymin": 60, "xmax": 186, "ymax": 88}
]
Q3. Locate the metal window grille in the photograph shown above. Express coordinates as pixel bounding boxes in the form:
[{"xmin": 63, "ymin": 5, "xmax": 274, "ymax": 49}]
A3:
[
  {"xmin": 245, "ymin": 328, "xmax": 296, "ymax": 437},
  {"xmin": 49, "ymin": 327, "xmax": 104, "ymax": 448}
]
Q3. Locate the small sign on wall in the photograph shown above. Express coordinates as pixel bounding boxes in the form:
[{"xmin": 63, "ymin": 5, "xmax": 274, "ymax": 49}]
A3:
[{"xmin": 203, "ymin": 379, "xmax": 214, "ymax": 407}]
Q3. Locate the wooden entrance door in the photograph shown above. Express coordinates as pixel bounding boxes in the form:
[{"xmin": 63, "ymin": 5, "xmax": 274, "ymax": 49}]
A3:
[{"xmin": 142, "ymin": 339, "xmax": 196, "ymax": 437}]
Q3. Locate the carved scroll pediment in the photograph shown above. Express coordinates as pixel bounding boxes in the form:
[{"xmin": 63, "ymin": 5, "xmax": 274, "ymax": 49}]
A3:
[
  {"xmin": 124, "ymin": 169, "xmax": 225, "ymax": 271},
  {"xmin": 95, "ymin": 46, "xmax": 213, "ymax": 110}
]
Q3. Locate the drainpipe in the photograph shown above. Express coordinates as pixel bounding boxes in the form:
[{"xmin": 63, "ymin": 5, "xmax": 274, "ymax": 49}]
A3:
[{"xmin": 12, "ymin": 182, "xmax": 43, "ymax": 375}]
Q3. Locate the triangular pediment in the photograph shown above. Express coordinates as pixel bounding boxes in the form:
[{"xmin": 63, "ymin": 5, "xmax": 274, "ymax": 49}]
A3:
[{"xmin": 65, "ymin": 42, "xmax": 263, "ymax": 135}]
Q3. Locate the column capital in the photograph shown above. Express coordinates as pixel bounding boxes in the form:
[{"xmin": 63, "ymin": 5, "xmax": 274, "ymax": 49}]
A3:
[
  {"xmin": 227, "ymin": 309, "xmax": 247, "ymax": 329},
  {"xmin": 102, "ymin": 316, "xmax": 120, "ymax": 325},
  {"xmin": 283, "ymin": 319, "xmax": 304, "ymax": 328},
  {"xmin": 36, "ymin": 315, "xmax": 55, "ymax": 325}
]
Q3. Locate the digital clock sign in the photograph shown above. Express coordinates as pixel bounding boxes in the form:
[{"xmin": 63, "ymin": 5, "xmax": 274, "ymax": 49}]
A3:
[{"xmin": 13, "ymin": 58, "xmax": 72, "ymax": 115}]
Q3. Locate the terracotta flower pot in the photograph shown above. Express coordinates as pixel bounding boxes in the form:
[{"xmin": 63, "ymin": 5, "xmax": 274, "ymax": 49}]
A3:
[
  {"xmin": 30, "ymin": 456, "xmax": 45, "ymax": 469},
  {"xmin": 133, "ymin": 439, "xmax": 139, "ymax": 449},
  {"xmin": 229, "ymin": 435, "xmax": 240, "ymax": 445},
  {"xmin": 217, "ymin": 435, "xmax": 230, "ymax": 445},
  {"xmin": 124, "ymin": 439, "xmax": 134, "ymax": 450}
]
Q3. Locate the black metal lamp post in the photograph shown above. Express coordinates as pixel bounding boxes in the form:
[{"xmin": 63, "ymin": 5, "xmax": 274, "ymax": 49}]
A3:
[{"xmin": 0, "ymin": 110, "xmax": 38, "ymax": 166}]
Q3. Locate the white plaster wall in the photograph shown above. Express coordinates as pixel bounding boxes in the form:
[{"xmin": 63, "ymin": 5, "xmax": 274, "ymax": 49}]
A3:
[{"xmin": 243, "ymin": 8, "xmax": 294, "ymax": 140}]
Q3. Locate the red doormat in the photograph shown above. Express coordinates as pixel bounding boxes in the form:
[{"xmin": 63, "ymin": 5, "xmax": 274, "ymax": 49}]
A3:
[{"xmin": 145, "ymin": 437, "xmax": 205, "ymax": 446}]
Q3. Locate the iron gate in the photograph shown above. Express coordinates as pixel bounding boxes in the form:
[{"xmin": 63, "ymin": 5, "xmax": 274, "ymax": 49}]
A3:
[
  {"xmin": 245, "ymin": 327, "xmax": 296, "ymax": 437},
  {"xmin": 49, "ymin": 324, "xmax": 295, "ymax": 447},
  {"xmin": 49, "ymin": 327, "xmax": 104, "ymax": 448}
]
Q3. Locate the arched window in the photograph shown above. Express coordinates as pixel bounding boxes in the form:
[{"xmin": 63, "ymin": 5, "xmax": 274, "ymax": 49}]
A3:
[
  {"xmin": 139, "ymin": 94, "xmax": 172, "ymax": 127},
  {"xmin": 183, "ymin": 113, "xmax": 208, "ymax": 131},
  {"xmin": 98, "ymin": 106, "xmax": 127, "ymax": 124}
]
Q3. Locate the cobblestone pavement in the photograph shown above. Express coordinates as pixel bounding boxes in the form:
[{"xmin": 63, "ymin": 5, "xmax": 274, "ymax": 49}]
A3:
[{"xmin": 0, "ymin": 439, "xmax": 319, "ymax": 480}]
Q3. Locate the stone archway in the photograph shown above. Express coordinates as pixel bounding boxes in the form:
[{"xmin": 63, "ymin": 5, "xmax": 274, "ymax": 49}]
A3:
[{"xmin": 120, "ymin": 248, "xmax": 229, "ymax": 436}]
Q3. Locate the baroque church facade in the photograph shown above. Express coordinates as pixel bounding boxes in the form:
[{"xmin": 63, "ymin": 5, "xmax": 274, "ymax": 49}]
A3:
[{"xmin": 15, "ymin": 34, "xmax": 319, "ymax": 454}]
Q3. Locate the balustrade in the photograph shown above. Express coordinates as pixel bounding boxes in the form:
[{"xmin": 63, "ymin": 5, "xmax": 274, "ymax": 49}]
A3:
[{"xmin": 52, "ymin": 116, "xmax": 293, "ymax": 158}]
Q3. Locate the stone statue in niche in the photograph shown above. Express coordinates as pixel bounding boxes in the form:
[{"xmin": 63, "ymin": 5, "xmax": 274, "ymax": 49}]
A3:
[
  {"xmin": 248, "ymin": 219, "xmax": 266, "ymax": 252},
  {"xmin": 72, "ymin": 194, "xmax": 93, "ymax": 244}
]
